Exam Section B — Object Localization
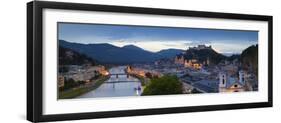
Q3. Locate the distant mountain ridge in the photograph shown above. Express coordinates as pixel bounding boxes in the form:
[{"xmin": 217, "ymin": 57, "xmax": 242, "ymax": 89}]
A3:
[
  {"xmin": 59, "ymin": 40, "xmax": 184, "ymax": 64},
  {"xmin": 122, "ymin": 45, "xmax": 146, "ymax": 51},
  {"xmin": 158, "ymin": 49, "xmax": 184, "ymax": 58}
]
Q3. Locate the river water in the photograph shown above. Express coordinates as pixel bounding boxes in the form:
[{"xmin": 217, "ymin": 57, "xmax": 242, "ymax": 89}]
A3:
[{"xmin": 77, "ymin": 66, "xmax": 142, "ymax": 98}]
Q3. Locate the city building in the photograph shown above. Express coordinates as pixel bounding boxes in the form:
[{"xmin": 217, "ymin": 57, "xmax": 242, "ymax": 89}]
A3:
[
  {"xmin": 62, "ymin": 65, "xmax": 108, "ymax": 82},
  {"xmin": 127, "ymin": 65, "xmax": 162, "ymax": 78},
  {"xmin": 174, "ymin": 54, "xmax": 209, "ymax": 70},
  {"xmin": 58, "ymin": 75, "xmax": 65, "ymax": 88},
  {"xmin": 222, "ymin": 64, "xmax": 239, "ymax": 75},
  {"xmin": 174, "ymin": 55, "xmax": 185, "ymax": 64},
  {"xmin": 218, "ymin": 70, "xmax": 246, "ymax": 92},
  {"xmin": 184, "ymin": 59, "xmax": 203, "ymax": 70}
]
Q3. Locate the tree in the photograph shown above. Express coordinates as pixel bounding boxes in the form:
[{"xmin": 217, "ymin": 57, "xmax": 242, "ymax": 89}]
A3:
[
  {"xmin": 77, "ymin": 80, "xmax": 86, "ymax": 85},
  {"xmin": 145, "ymin": 72, "xmax": 153, "ymax": 79},
  {"xmin": 142, "ymin": 75, "xmax": 183, "ymax": 96},
  {"xmin": 63, "ymin": 78, "xmax": 78, "ymax": 90}
]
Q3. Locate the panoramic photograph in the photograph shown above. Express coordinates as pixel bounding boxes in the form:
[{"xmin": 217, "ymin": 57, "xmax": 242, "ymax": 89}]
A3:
[{"xmin": 57, "ymin": 23, "xmax": 258, "ymax": 99}]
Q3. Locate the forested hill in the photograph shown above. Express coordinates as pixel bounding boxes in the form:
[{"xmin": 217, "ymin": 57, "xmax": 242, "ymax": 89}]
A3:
[
  {"xmin": 59, "ymin": 46, "xmax": 97, "ymax": 66},
  {"xmin": 241, "ymin": 44, "xmax": 258, "ymax": 75},
  {"xmin": 183, "ymin": 48, "xmax": 226, "ymax": 65}
]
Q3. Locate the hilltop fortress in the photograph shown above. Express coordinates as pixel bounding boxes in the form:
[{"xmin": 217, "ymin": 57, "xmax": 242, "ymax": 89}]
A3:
[
  {"xmin": 188, "ymin": 44, "xmax": 212, "ymax": 50},
  {"xmin": 175, "ymin": 45, "xmax": 211, "ymax": 70}
]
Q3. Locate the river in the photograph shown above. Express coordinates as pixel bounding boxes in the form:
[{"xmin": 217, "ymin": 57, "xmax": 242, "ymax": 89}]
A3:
[{"xmin": 77, "ymin": 66, "xmax": 142, "ymax": 98}]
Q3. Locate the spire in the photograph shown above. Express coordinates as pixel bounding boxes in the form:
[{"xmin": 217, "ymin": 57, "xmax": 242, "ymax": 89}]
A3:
[{"xmin": 219, "ymin": 72, "xmax": 227, "ymax": 88}]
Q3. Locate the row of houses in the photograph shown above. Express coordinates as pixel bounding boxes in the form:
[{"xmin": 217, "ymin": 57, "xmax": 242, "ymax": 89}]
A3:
[
  {"xmin": 58, "ymin": 65, "xmax": 108, "ymax": 88},
  {"xmin": 126, "ymin": 65, "xmax": 162, "ymax": 78},
  {"xmin": 174, "ymin": 55, "xmax": 210, "ymax": 70}
]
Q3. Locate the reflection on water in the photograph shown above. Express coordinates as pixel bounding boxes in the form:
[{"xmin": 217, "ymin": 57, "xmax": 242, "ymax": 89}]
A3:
[{"xmin": 77, "ymin": 66, "xmax": 141, "ymax": 98}]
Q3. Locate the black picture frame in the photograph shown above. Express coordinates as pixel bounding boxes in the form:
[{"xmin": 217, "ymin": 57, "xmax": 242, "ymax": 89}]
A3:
[{"xmin": 27, "ymin": 1, "xmax": 273, "ymax": 122}]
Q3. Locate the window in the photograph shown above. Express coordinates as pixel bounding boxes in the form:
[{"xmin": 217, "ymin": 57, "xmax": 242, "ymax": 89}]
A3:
[
  {"xmin": 234, "ymin": 84, "xmax": 238, "ymax": 88},
  {"xmin": 222, "ymin": 75, "xmax": 225, "ymax": 84}
]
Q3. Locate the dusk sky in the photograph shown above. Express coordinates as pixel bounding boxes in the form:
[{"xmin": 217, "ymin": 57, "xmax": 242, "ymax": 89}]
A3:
[{"xmin": 58, "ymin": 23, "xmax": 258, "ymax": 54}]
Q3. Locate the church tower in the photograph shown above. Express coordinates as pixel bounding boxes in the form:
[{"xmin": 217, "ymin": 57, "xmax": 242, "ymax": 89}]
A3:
[
  {"xmin": 219, "ymin": 72, "xmax": 227, "ymax": 92},
  {"xmin": 239, "ymin": 70, "xmax": 245, "ymax": 85}
]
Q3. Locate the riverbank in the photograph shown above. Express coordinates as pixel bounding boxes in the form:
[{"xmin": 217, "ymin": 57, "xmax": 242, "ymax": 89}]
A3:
[
  {"xmin": 59, "ymin": 75, "xmax": 110, "ymax": 99},
  {"xmin": 128, "ymin": 73, "xmax": 149, "ymax": 86}
]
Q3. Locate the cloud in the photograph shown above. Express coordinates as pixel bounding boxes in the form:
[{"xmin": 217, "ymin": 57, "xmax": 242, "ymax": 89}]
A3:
[
  {"xmin": 184, "ymin": 40, "xmax": 212, "ymax": 46},
  {"xmin": 210, "ymin": 41, "xmax": 256, "ymax": 54}
]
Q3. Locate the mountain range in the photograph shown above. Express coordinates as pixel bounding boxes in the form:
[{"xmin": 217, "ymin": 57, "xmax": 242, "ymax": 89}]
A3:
[{"xmin": 59, "ymin": 40, "xmax": 184, "ymax": 64}]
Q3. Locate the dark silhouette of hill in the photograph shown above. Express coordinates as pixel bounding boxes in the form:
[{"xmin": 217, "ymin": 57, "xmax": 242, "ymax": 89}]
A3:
[
  {"xmin": 241, "ymin": 44, "xmax": 258, "ymax": 75},
  {"xmin": 183, "ymin": 48, "xmax": 226, "ymax": 65},
  {"xmin": 59, "ymin": 46, "xmax": 97, "ymax": 65},
  {"xmin": 157, "ymin": 49, "xmax": 184, "ymax": 58}
]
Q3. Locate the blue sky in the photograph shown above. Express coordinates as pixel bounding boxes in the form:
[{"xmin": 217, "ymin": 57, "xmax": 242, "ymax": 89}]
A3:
[{"xmin": 58, "ymin": 23, "xmax": 258, "ymax": 54}]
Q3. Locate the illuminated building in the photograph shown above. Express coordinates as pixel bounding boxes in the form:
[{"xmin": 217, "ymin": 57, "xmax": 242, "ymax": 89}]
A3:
[
  {"xmin": 219, "ymin": 70, "xmax": 247, "ymax": 92},
  {"xmin": 184, "ymin": 59, "xmax": 203, "ymax": 70}
]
